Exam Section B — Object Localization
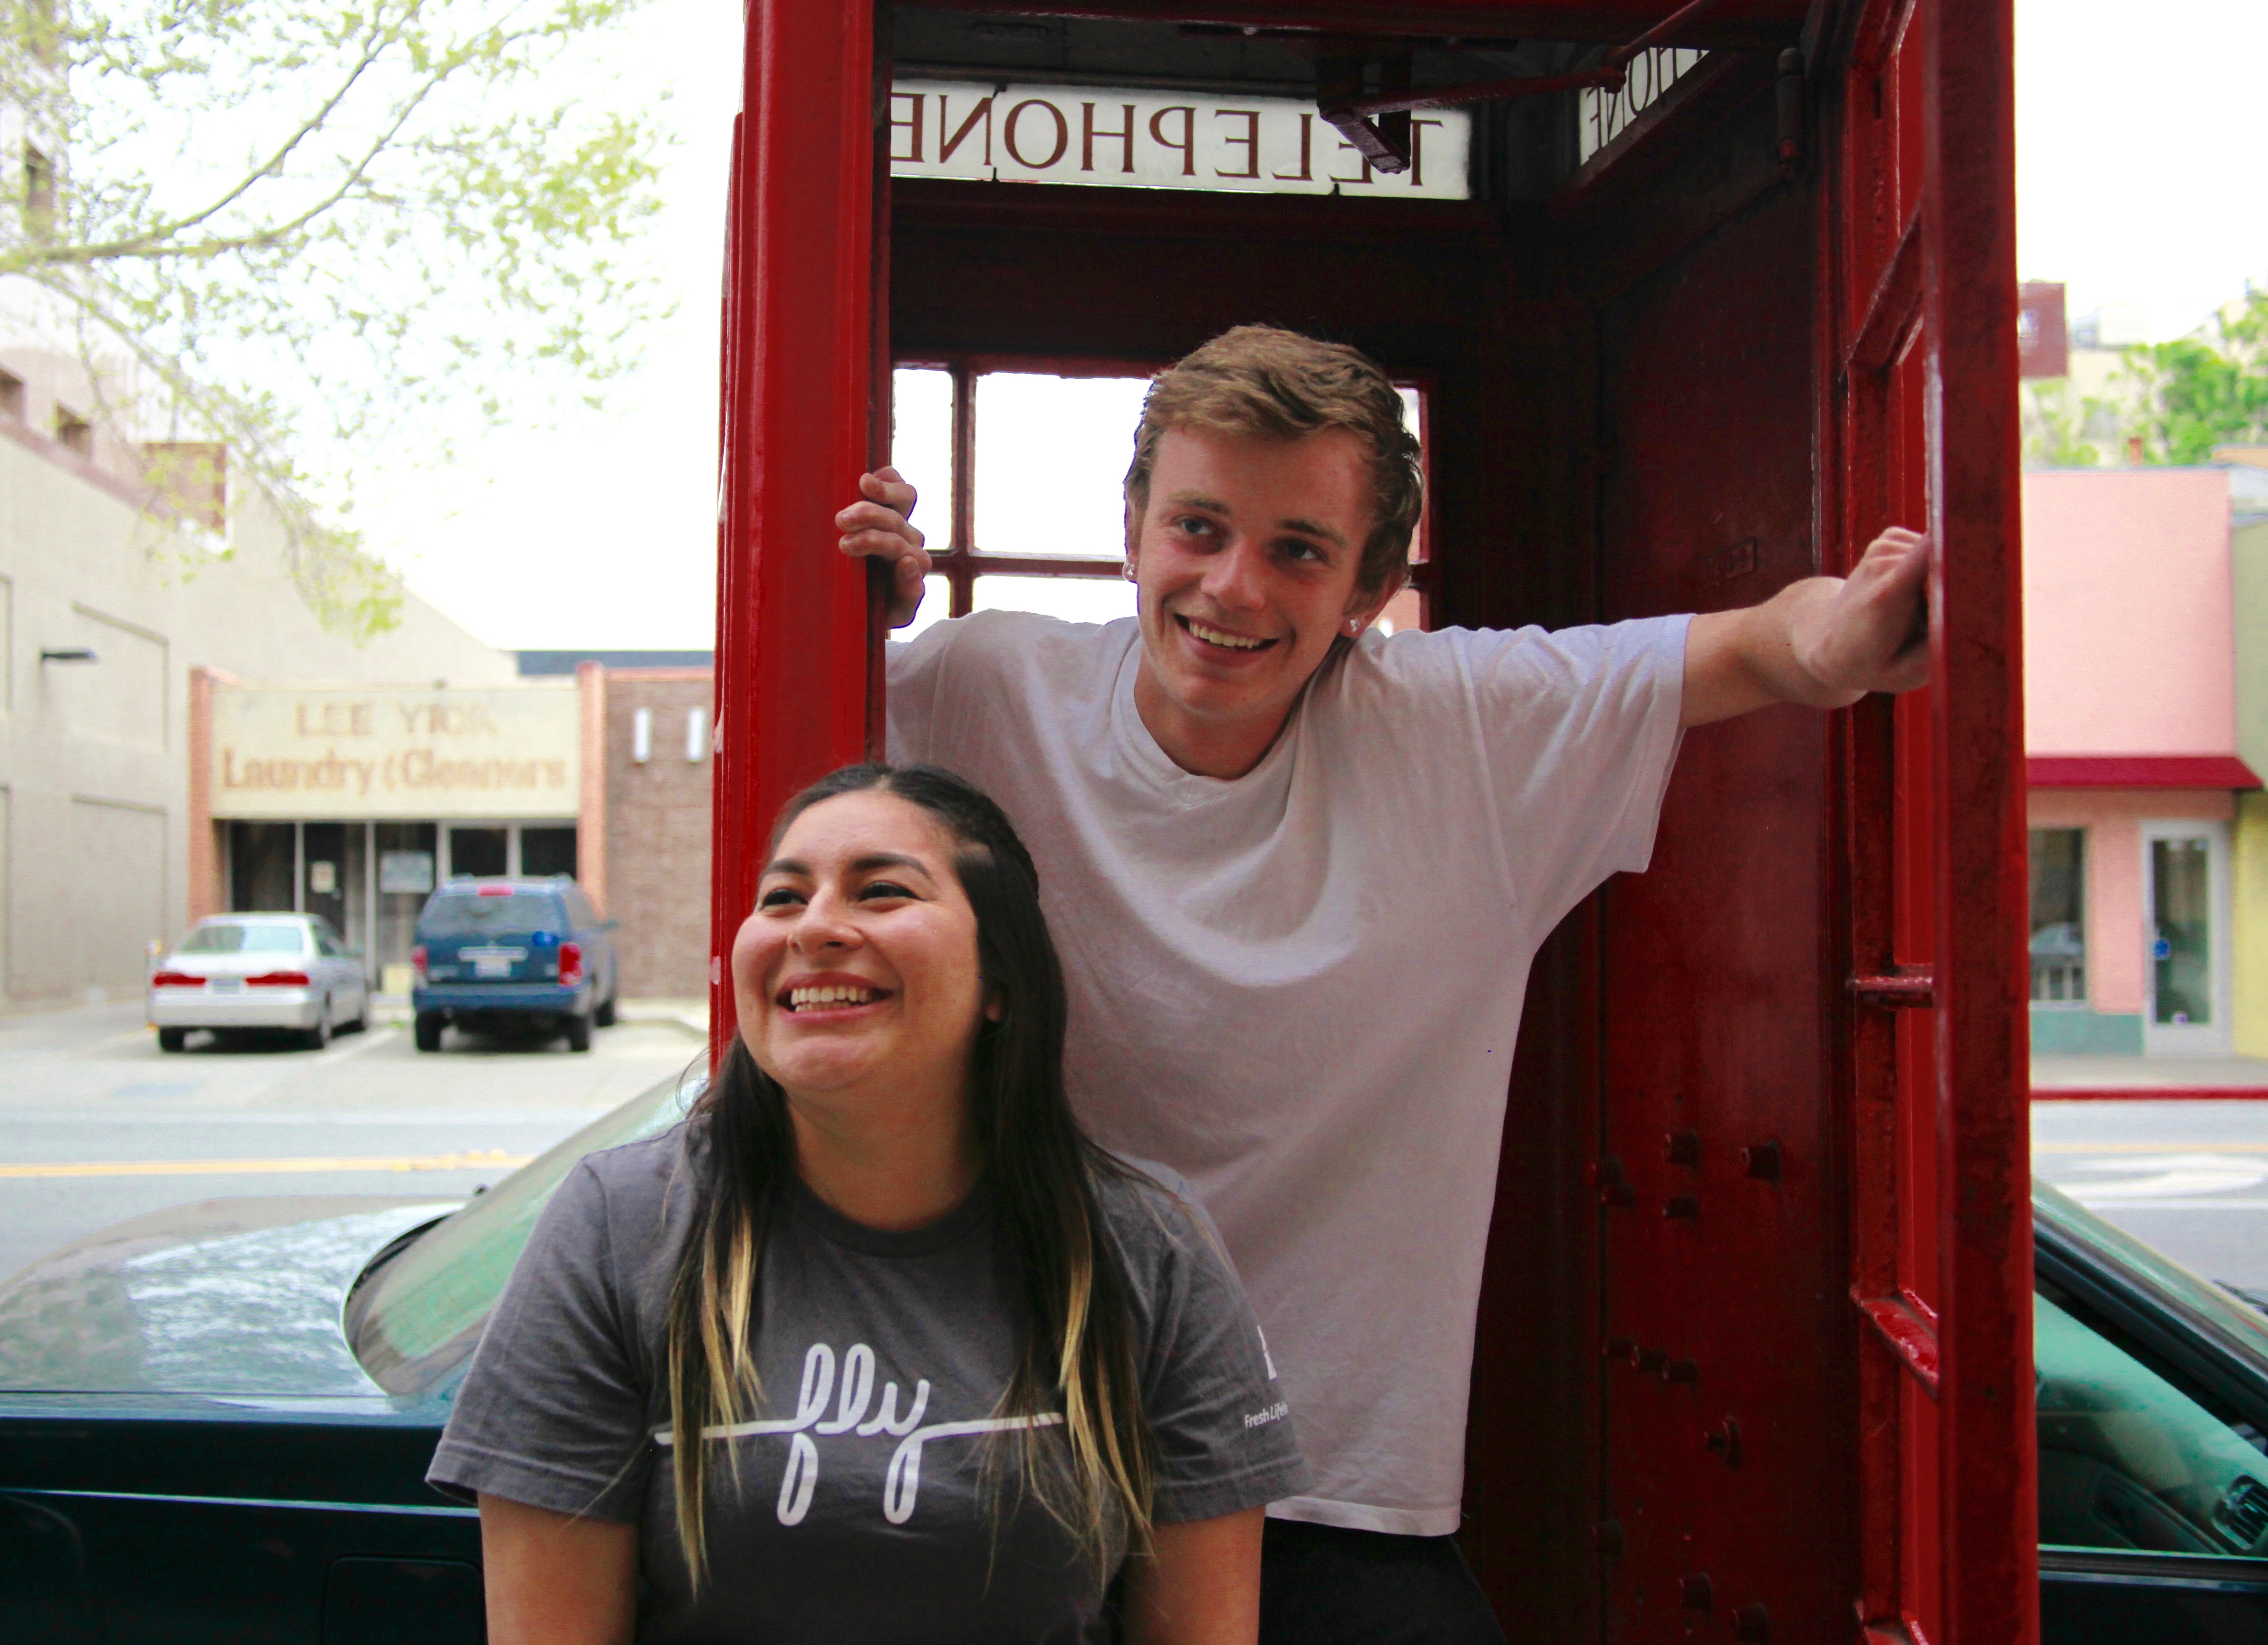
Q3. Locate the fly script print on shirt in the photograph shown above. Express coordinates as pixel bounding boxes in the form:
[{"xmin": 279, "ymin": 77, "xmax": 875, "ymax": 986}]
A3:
[{"xmin": 654, "ymin": 1342, "xmax": 1063, "ymax": 1527}]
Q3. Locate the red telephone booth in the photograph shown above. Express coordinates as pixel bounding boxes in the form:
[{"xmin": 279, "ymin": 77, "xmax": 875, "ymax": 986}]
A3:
[{"xmin": 710, "ymin": 2, "xmax": 2030, "ymax": 1639}]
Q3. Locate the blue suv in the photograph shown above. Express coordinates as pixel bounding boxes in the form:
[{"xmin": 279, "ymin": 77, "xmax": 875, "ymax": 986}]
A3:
[{"xmin": 411, "ymin": 877, "xmax": 619, "ymax": 1052}]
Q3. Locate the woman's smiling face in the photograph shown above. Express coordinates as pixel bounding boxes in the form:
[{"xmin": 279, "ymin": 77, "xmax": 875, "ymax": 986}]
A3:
[{"xmin": 732, "ymin": 789, "xmax": 992, "ymax": 1104}]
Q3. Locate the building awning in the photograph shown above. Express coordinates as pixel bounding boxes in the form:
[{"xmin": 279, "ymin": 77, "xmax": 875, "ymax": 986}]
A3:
[{"xmin": 2027, "ymin": 755, "xmax": 2263, "ymax": 789}]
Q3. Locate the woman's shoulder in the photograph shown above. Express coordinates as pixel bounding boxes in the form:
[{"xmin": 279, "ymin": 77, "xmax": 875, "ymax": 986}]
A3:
[
  {"xmin": 1086, "ymin": 1150, "xmax": 1226, "ymax": 1273},
  {"xmin": 544, "ymin": 1121, "xmax": 694, "ymax": 1242}
]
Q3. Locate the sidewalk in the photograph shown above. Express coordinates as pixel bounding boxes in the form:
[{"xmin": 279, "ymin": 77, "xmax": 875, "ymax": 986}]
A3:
[
  {"xmin": 361, "ymin": 994, "xmax": 711, "ymax": 1039},
  {"xmin": 2034, "ymin": 1051, "xmax": 2268, "ymax": 1098}
]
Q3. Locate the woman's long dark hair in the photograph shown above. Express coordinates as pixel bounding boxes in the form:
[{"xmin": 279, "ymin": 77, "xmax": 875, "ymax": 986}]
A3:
[{"xmin": 662, "ymin": 763, "xmax": 1157, "ymax": 1587}]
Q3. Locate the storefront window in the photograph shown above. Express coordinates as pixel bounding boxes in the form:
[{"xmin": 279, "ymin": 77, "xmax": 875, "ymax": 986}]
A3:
[
  {"xmin": 375, "ymin": 821, "xmax": 438, "ymax": 985},
  {"xmin": 2029, "ymin": 827, "xmax": 2086, "ymax": 1004},
  {"xmin": 447, "ymin": 826, "xmax": 508, "ymax": 879},
  {"xmin": 228, "ymin": 821, "xmax": 295, "ymax": 914},
  {"xmin": 520, "ymin": 826, "xmax": 578, "ymax": 878}
]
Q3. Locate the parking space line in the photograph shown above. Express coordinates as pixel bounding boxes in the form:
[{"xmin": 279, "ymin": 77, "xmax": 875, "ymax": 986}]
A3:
[
  {"xmin": 312, "ymin": 1026, "xmax": 401, "ymax": 1065},
  {"xmin": 0, "ymin": 1149, "xmax": 532, "ymax": 1179}
]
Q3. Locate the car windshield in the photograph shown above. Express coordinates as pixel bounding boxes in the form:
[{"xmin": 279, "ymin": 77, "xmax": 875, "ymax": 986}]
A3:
[
  {"xmin": 345, "ymin": 1066, "xmax": 700, "ymax": 1394},
  {"xmin": 178, "ymin": 923, "xmax": 305, "ymax": 955},
  {"xmin": 2035, "ymin": 1178, "xmax": 2268, "ymax": 1380},
  {"xmin": 418, "ymin": 889, "xmax": 561, "ymax": 938}
]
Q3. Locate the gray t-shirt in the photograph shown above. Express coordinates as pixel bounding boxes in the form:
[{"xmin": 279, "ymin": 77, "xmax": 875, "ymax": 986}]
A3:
[{"xmin": 428, "ymin": 1125, "xmax": 1307, "ymax": 1643}]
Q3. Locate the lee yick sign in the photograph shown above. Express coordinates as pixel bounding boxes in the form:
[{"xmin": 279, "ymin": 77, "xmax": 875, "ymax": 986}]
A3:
[
  {"xmin": 889, "ymin": 80, "xmax": 1472, "ymax": 200},
  {"xmin": 210, "ymin": 683, "xmax": 582, "ymax": 821}
]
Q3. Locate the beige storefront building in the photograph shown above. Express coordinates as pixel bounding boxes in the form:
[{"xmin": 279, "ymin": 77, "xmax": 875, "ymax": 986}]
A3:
[{"xmin": 192, "ymin": 675, "xmax": 605, "ymax": 995}]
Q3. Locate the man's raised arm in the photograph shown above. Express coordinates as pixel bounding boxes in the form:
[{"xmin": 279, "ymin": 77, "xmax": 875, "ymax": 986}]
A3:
[{"xmin": 1680, "ymin": 527, "xmax": 1933, "ymax": 727}]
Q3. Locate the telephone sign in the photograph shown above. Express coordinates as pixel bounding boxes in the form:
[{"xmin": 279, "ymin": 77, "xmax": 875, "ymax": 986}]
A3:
[{"xmin": 887, "ymin": 80, "xmax": 1472, "ymax": 199}]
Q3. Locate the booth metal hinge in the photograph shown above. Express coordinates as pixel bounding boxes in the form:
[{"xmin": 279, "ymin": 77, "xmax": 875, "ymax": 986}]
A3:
[{"xmin": 1847, "ymin": 967, "xmax": 1935, "ymax": 1008}]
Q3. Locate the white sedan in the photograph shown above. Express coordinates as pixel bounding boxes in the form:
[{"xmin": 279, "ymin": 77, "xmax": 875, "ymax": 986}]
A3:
[{"xmin": 149, "ymin": 914, "xmax": 371, "ymax": 1051}]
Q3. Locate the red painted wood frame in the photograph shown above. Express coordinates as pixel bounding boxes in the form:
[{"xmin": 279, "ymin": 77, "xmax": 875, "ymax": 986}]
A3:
[
  {"xmin": 709, "ymin": 0, "xmax": 890, "ymax": 1059},
  {"xmin": 715, "ymin": 0, "xmax": 2032, "ymax": 1635},
  {"xmin": 1825, "ymin": 1, "xmax": 2034, "ymax": 1640}
]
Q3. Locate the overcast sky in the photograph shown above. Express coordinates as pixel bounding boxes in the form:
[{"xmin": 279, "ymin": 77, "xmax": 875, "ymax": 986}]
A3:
[{"xmin": 369, "ymin": 0, "xmax": 2268, "ymax": 652}]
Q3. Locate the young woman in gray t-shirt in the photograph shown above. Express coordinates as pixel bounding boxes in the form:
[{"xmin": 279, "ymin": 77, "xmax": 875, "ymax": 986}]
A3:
[{"xmin": 430, "ymin": 763, "xmax": 1306, "ymax": 1643}]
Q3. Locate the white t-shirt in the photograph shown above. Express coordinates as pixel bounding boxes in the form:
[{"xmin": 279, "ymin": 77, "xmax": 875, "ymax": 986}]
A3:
[{"xmin": 888, "ymin": 611, "xmax": 1689, "ymax": 1535}]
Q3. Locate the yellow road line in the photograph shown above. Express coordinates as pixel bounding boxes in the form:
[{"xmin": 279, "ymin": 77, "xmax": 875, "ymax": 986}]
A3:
[{"xmin": 0, "ymin": 1150, "xmax": 532, "ymax": 1180}]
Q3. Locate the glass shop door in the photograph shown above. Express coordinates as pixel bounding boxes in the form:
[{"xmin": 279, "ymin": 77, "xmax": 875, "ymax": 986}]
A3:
[{"xmin": 2143, "ymin": 821, "xmax": 2230, "ymax": 1055}]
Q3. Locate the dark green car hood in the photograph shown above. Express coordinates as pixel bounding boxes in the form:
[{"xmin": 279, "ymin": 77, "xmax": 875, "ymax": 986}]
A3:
[{"xmin": 0, "ymin": 1196, "xmax": 458, "ymax": 1397}]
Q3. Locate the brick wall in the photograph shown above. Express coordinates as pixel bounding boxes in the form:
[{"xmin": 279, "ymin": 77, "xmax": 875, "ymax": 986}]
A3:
[{"xmin": 604, "ymin": 670, "xmax": 713, "ymax": 998}]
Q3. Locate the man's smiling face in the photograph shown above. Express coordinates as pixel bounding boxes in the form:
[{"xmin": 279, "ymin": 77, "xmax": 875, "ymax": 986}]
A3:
[{"xmin": 1127, "ymin": 425, "xmax": 1390, "ymax": 778}]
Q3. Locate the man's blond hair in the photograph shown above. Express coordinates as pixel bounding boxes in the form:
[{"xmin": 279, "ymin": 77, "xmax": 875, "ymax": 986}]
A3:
[{"xmin": 1123, "ymin": 325, "xmax": 1423, "ymax": 596}]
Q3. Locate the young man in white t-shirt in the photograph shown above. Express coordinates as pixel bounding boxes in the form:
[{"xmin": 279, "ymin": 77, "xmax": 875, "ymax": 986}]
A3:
[{"xmin": 835, "ymin": 325, "xmax": 1929, "ymax": 1643}]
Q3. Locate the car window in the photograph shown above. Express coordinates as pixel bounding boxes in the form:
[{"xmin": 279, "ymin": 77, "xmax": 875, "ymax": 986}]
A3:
[
  {"xmin": 566, "ymin": 888, "xmax": 596, "ymax": 928},
  {"xmin": 345, "ymin": 1067, "xmax": 700, "ymax": 1394},
  {"xmin": 417, "ymin": 890, "xmax": 563, "ymax": 938},
  {"xmin": 2037, "ymin": 1277, "xmax": 2268, "ymax": 1557},
  {"xmin": 178, "ymin": 923, "xmax": 306, "ymax": 955},
  {"xmin": 313, "ymin": 928, "xmax": 340, "ymax": 957}
]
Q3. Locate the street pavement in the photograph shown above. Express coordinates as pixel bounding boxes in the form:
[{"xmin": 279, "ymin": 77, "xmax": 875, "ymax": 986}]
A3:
[
  {"xmin": 0, "ymin": 997, "xmax": 705, "ymax": 1283},
  {"xmin": 7, "ymin": 997, "xmax": 2267, "ymax": 1320},
  {"xmin": 2035, "ymin": 1051, "xmax": 2268, "ymax": 1092},
  {"xmin": 2033, "ymin": 1095, "xmax": 2268, "ymax": 1296}
]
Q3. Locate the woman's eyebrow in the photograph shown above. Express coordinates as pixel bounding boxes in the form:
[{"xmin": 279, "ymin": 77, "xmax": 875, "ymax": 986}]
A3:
[
  {"xmin": 759, "ymin": 857, "xmax": 809, "ymax": 879},
  {"xmin": 851, "ymin": 852, "xmax": 930, "ymax": 877}
]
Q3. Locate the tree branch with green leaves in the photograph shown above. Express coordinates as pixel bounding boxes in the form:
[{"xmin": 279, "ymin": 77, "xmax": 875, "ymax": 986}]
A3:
[
  {"xmin": 0, "ymin": 0, "xmax": 668, "ymax": 638},
  {"xmin": 2121, "ymin": 290, "xmax": 2268, "ymax": 467}
]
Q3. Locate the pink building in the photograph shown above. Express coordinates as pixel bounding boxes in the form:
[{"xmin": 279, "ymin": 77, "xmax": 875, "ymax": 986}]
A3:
[{"xmin": 2024, "ymin": 467, "xmax": 2267, "ymax": 1056}]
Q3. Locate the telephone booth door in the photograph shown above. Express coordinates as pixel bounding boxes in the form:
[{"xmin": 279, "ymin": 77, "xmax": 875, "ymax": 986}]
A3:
[{"xmin": 711, "ymin": 2, "xmax": 2030, "ymax": 1639}]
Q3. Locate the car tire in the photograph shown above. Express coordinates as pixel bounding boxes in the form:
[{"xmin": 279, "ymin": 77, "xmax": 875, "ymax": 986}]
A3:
[
  {"xmin": 305, "ymin": 1000, "xmax": 333, "ymax": 1051},
  {"xmin": 157, "ymin": 1027, "xmax": 187, "ymax": 1053},
  {"xmin": 594, "ymin": 992, "xmax": 617, "ymax": 1029},
  {"xmin": 565, "ymin": 1011, "xmax": 593, "ymax": 1053},
  {"xmin": 414, "ymin": 1012, "xmax": 444, "ymax": 1053}
]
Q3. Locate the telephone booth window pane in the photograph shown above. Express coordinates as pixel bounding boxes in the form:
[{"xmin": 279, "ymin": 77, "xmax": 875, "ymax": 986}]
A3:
[
  {"xmin": 2029, "ymin": 827, "xmax": 2086, "ymax": 1004},
  {"xmin": 903, "ymin": 574, "xmax": 954, "ymax": 641},
  {"xmin": 973, "ymin": 574, "xmax": 1136, "ymax": 627},
  {"xmin": 890, "ymin": 368, "xmax": 955, "ymax": 550},
  {"xmin": 1375, "ymin": 588, "xmax": 1424, "ymax": 636},
  {"xmin": 1397, "ymin": 386, "xmax": 1428, "ymax": 565},
  {"xmin": 973, "ymin": 373, "xmax": 1150, "ymax": 557},
  {"xmin": 2152, "ymin": 837, "xmax": 2214, "ymax": 1026}
]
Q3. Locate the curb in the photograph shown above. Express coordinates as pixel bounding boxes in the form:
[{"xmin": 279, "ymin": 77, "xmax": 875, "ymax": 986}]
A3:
[
  {"xmin": 616, "ymin": 1008, "xmax": 710, "ymax": 1041},
  {"xmin": 2035, "ymin": 1087, "xmax": 2268, "ymax": 1101}
]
